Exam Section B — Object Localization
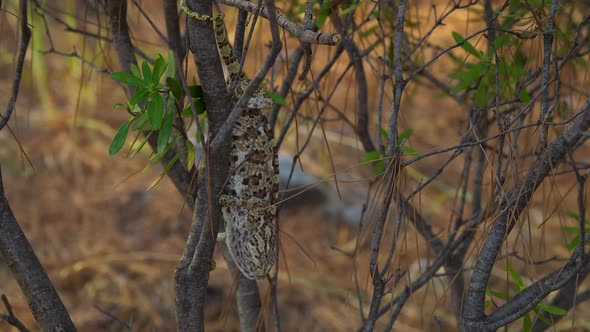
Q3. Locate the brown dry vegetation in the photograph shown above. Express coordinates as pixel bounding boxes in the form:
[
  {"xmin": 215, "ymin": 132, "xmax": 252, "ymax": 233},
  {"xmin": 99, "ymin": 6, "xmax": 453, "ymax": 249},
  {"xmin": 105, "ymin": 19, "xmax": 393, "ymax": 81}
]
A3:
[{"xmin": 1, "ymin": 1, "xmax": 589, "ymax": 331}]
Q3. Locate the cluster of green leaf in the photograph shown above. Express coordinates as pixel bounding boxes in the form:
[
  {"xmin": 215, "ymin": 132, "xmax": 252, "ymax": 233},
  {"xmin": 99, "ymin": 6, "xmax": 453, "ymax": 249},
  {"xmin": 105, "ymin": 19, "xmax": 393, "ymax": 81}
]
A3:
[
  {"xmin": 448, "ymin": 29, "xmax": 530, "ymax": 109},
  {"xmin": 109, "ymin": 52, "xmax": 206, "ymax": 185},
  {"xmin": 362, "ymin": 128, "xmax": 418, "ymax": 176},
  {"xmin": 448, "ymin": 0, "xmax": 588, "ymax": 112},
  {"xmin": 291, "ymin": 0, "xmax": 370, "ymax": 32},
  {"xmin": 561, "ymin": 211, "xmax": 590, "ymax": 252},
  {"xmin": 446, "ymin": 0, "xmax": 557, "ymax": 109},
  {"xmin": 486, "ymin": 262, "xmax": 567, "ymax": 331}
]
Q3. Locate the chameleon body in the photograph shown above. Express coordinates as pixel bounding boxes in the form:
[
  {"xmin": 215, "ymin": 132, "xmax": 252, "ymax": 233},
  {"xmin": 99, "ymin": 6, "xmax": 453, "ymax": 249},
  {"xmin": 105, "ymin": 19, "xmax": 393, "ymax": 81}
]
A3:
[{"xmin": 181, "ymin": 0, "xmax": 278, "ymax": 280}]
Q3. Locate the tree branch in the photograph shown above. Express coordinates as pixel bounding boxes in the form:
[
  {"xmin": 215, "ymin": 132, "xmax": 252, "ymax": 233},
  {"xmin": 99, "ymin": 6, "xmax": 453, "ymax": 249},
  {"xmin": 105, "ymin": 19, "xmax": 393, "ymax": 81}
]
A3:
[
  {"xmin": 462, "ymin": 98, "xmax": 590, "ymax": 331},
  {"xmin": 0, "ymin": 166, "xmax": 76, "ymax": 331},
  {"xmin": 0, "ymin": 0, "xmax": 31, "ymax": 130},
  {"xmin": 0, "ymin": 294, "xmax": 31, "ymax": 332},
  {"xmin": 175, "ymin": 0, "xmax": 234, "ymax": 330},
  {"xmin": 218, "ymin": 0, "xmax": 341, "ymax": 45}
]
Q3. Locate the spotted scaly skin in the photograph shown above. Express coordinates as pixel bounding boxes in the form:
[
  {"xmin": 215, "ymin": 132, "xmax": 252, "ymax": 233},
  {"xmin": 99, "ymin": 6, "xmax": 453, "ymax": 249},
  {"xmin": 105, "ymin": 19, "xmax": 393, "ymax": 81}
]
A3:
[
  {"xmin": 220, "ymin": 108, "xmax": 279, "ymax": 279},
  {"xmin": 181, "ymin": 1, "xmax": 278, "ymax": 280}
]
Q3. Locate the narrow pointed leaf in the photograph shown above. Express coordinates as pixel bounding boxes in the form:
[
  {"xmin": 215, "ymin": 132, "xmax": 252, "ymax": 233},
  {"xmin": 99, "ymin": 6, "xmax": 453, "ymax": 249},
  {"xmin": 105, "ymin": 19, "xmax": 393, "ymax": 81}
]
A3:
[
  {"xmin": 148, "ymin": 93, "xmax": 164, "ymax": 129},
  {"xmin": 157, "ymin": 110, "xmax": 174, "ymax": 153},
  {"xmin": 111, "ymin": 72, "xmax": 146, "ymax": 87},
  {"xmin": 109, "ymin": 118, "xmax": 133, "ymax": 155}
]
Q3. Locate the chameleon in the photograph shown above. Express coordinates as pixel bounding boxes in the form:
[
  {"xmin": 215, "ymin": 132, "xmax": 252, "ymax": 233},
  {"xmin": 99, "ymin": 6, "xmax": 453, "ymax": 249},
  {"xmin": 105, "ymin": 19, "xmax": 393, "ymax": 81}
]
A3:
[{"xmin": 180, "ymin": 0, "xmax": 279, "ymax": 280}]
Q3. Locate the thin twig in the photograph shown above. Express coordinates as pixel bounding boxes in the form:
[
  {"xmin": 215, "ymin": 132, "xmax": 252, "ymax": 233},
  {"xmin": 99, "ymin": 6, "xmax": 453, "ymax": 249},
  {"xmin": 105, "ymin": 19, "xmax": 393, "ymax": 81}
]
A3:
[
  {"xmin": 218, "ymin": 0, "xmax": 341, "ymax": 45},
  {"xmin": 0, "ymin": 0, "xmax": 31, "ymax": 130},
  {"xmin": 0, "ymin": 295, "xmax": 31, "ymax": 332}
]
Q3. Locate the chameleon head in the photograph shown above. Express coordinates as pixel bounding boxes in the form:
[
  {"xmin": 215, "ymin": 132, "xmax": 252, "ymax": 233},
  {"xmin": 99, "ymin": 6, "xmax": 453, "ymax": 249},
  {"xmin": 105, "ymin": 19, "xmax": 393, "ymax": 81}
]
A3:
[{"xmin": 246, "ymin": 93, "xmax": 273, "ymax": 110}]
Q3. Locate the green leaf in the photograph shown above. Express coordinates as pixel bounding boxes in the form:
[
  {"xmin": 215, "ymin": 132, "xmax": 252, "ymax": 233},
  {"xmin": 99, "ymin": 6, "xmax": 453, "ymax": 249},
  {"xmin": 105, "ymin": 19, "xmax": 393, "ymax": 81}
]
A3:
[
  {"xmin": 523, "ymin": 313, "xmax": 531, "ymax": 332},
  {"xmin": 452, "ymin": 31, "xmax": 482, "ymax": 59},
  {"xmin": 141, "ymin": 60, "xmax": 152, "ymax": 83},
  {"xmin": 132, "ymin": 111, "xmax": 151, "ymax": 131},
  {"xmin": 538, "ymin": 303, "xmax": 567, "ymax": 316},
  {"xmin": 130, "ymin": 63, "xmax": 141, "ymax": 78},
  {"xmin": 492, "ymin": 34, "xmax": 513, "ymax": 50},
  {"xmin": 182, "ymin": 98, "xmax": 206, "ymax": 116},
  {"xmin": 363, "ymin": 150, "xmax": 381, "ymax": 163},
  {"xmin": 157, "ymin": 110, "xmax": 173, "ymax": 153},
  {"xmin": 196, "ymin": 116, "xmax": 206, "ymax": 144},
  {"xmin": 109, "ymin": 118, "xmax": 132, "ymax": 155},
  {"xmin": 129, "ymin": 131, "xmax": 153, "ymax": 158},
  {"xmin": 113, "ymin": 103, "xmax": 128, "ymax": 112},
  {"xmin": 129, "ymin": 104, "xmax": 142, "ymax": 115},
  {"xmin": 193, "ymin": 97, "xmax": 206, "ymax": 114},
  {"xmin": 127, "ymin": 130, "xmax": 143, "ymax": 156},
  {"xmin": 189, "ymin": 84, "xmax": 203, "ymax": 98},
  {"xmin": 147, "ymin": 152, "xmax": 180, "ymax": 190},
  {"xmin": 362, "ymin": 150, "xmax": 386, "ymax": 175},
  {"xmin": 520, "ymin": 89, "xmax": 532, "ymax": 104},
  {"xmin": 146, "ymin": 140, "xmax": 174, "ymax": 170},
  {"xmin": 148, "ymin": 93, "xmax": 164, "ymax": 129},
  {"xmin": 537, "ymin": 310, "xmax": 554, "ymax": 326},
  {"xmin": 373, "ymin": 162, "xmax": 385, "ymax": 175},
  {"xmin": 316, "ymin": 0, "xmax": 330, "ymax": 28},
  {"xmin": 151, "ymin": 55, "xmax": 167, "ymax": 85},
  {"xmin": 567, "ymin": 234, "xmax": 580, "ymax": 251},
  {"xmin": 450, "ymin": 63, "xmax": 489, "ymax": 94},
  {"xmin": 378, "ymin": 125, "xmax": 388, "ymax": 141},
  {"xmin": 515, "ymin": 50, "xmax": 528, "ymax": 67},
  {"xmin": 403, "ymin": 146, "xmax": 420, "ymax": 155},
  {"xmin": 166, "ymin": 77, "xmax": 184, "ymax": 101},
  {"xmin": 166, "ymin": 50, "xmax": 177, "ymax": 79},
  {"xmin": 341, "ymin": 1, "xmax": 362, "ymax": 15},
  {"xmin": 486, "ymin": 287, "xmax": 510, "ymax": 301},
  {"xmin": 562, "ymin": 226, "xmax": 579, "ymax": 234},
  {"xmin": 266, "ymin": 91, "xmax": 286, "ymax": 105},
  {"xmin": 167, "ymin": 94, "xmax": 176, "ymax": 113},
  {"xmin": 398, "ymin": 128, "xmax": 413, "ymax": 142},
  {"xmin": 507, "ymin": 263, "xmax": 525, "ymax": 291},
  {"xmin": 145, "ymin": 135, "xmax": 182, "ymax": 171},
  {"xmin": 181, "ymin": 105, "xmax": 193, "ymax": 118},
  {"xmin": 475, "ymin": 80, "xmax": 490, "ymax": 108},
  {"xmin": 387, "ymin": 39, "xmax": 394, "ymax": 66},
  {"xmin": 129, "ymin": 88, "xmax": 150, "ymax": 106},
  {"xmin": 566, "ymin": 211, "xmax": 580, "ymax": 220},
  {"xmin": 360, "ymin": 25, "xmax": 378, "ymax": 39},
  {"xmin": 111, "ymin": 72, "xmax": 146, "ymax": 87},
  {"xmin": 186, "ymin": 140, "xmax": 195, "ymax": 170}
]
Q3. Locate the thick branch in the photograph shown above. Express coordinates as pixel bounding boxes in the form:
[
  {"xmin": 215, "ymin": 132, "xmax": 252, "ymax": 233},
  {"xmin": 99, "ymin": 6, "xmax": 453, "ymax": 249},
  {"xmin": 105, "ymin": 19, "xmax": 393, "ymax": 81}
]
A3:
[
  {"xmin": 329, "ymin": 11, "xmax": 374, "ymax": 152},
  {"xmin": 164, "ymin": 0, "xmax": 186, "ymax": 61},
  {"xmin": 175, "ymin": 0, "xmax": 233, "ymax": 330},
  {"xmin": 532, "ymin": 265, "xmax": 590, "ymax": 331},
  {"xmin": 220, "ymin": 242, "xmax": 264, "ymax": 332},
  {"xmin": 486, "ymin": 253, "xmax": 590, "ymax": 330},
  {"xmin": 0, "ymin": 167, "xmax": 76, "ymax": 331},
  {"xmin": 461, "ymin": 98, "xmax": 590, "ymax": 331}
]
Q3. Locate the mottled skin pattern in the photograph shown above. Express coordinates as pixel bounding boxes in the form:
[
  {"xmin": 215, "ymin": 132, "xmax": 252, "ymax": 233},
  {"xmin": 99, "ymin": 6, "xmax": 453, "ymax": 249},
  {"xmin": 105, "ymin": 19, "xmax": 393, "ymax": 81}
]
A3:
[
  {"xmin": 220, "ymin": 109, "xmax": 279, "ymax": 279},
  {"xmin": 181, "ymin": 1, "xmax": 278, "ymax": 280}
]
